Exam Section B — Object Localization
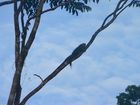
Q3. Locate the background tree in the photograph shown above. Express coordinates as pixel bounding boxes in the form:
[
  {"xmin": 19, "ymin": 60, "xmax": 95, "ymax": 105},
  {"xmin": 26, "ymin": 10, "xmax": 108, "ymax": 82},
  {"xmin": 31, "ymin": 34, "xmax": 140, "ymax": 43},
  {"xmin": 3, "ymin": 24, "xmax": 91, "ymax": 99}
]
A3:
[
  {"xmin": 117, "ymin": 85, "xmax": 140, "ymax": 105},
  {"xmin": 0, "ymin": 0, "xmax": 140, "ymax": 105}
]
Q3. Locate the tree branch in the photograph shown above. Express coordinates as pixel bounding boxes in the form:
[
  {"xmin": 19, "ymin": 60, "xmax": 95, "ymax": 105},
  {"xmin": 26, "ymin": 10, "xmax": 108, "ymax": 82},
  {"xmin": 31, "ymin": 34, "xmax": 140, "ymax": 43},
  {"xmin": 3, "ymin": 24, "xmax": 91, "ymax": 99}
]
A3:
[
  {"xmin": 20, "ymin": 1, "xmax": 28, "ymax": 50},
  {"xmin": 20, "ymin": 0, "xmax": 46, "ymax": 61},
  {"xmin": 86, "ymin": 0, "xmax": 132, "ymax": 49},
  {"xmin": 20, "ymin": 56, "xmax": 71, "ymax": 105},
  {"xmin": 19, "ymin": 1, "xmax": 132, "ymax": 104},
  {"xmin": 34, "ymin": 74, "xmax": 43, "ymax": 82}
]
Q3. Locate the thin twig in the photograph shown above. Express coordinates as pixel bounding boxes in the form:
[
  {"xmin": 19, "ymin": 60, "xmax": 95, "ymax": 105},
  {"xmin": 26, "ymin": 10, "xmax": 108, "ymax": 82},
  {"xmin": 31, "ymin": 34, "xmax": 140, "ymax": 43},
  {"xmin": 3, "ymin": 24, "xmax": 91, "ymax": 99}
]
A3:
[{"xmin": 34, "ymin": 74, "xmax": 43, "ymax": 82}]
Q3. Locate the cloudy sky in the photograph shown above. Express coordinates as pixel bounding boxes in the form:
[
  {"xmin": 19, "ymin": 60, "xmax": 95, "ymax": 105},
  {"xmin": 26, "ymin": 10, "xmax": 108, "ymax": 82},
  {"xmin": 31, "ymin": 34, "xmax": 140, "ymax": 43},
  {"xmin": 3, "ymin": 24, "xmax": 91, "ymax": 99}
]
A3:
[{"xmin": 0, "ymin": 0, "xmax": 140, "ymax": 105}]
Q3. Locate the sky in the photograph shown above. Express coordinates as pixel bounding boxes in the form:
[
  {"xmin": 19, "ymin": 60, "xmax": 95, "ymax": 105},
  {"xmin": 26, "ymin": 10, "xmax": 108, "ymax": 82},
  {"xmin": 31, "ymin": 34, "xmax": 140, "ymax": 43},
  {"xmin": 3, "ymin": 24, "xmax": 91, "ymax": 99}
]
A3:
[{"xmin": 0, "ymin": 0, "xmax": 140, "ymax": 105}]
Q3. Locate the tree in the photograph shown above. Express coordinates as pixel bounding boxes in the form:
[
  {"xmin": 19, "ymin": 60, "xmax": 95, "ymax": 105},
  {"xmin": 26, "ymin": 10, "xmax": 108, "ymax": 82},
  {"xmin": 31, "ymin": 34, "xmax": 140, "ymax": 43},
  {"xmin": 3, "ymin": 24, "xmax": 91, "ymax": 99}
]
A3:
[
  {"xmin": 0, "ymin": 0, "xmax": 140, "ymax": 105},
  {"xmin": 117, "ymin": 85, "xmax": 140, "ymax": 105}
]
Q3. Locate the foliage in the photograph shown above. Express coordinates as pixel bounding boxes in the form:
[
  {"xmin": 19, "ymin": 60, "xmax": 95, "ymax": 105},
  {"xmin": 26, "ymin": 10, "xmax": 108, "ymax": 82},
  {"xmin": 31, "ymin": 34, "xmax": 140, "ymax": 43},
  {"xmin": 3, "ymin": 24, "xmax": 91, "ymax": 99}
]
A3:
[
  {"xmin": 130, "ymin": 0, "xmax": 140, "ymax": 7},
  {"xmin": 23, "ymin": 0, "xmax": 40, "ymax": 17},
  {"xmin": 117, "ymin": 85, "xmax": 140, "ymax": 105},
  {"xmin": 23, "ymin": 0, "xmax": 100, "ymax": 17},
  {"xmin": 23, "ymin": 0, "xmax": 140, "ymax": 18}
]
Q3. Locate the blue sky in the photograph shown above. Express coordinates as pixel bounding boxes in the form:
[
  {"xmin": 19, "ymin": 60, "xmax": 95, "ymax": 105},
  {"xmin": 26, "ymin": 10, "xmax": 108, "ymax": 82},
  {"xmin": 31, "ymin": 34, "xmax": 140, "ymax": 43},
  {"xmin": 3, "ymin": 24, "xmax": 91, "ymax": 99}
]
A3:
[{"xmin": 0, "ymin": 0, "xmax": 140, "ymax": 105}]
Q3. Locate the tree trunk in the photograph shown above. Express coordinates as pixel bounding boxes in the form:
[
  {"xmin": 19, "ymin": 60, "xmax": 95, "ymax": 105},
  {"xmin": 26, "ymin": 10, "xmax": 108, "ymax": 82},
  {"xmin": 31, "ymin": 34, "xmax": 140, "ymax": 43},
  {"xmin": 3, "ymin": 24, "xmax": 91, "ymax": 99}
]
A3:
[{"xmin": 7, "ymin": 57, "xmax": 24, "ymax": 105}]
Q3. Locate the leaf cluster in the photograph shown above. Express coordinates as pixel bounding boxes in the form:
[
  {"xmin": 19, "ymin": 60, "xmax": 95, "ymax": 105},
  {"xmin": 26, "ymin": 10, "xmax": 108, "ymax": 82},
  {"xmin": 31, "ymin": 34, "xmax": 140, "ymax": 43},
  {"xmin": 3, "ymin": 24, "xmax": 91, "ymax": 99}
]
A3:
[
  {"xmin": 117, "ymin": 85, "xmax": 140, "ymax": 105},
  {"xmin": 23, "ymin": 0, "xmax": 40, "ymax": 18},
  {"xmin": 46, "ymin": 0, "xmax": 100, "ymax": 15},
  {"xmin": 22, "ymin": 0, "xmax": 100, "ymax": 17},
  {"xmin": 60, "ymin": 1, "xmax": 91, "ymax": 16},
  {"xmin": 130, "ymin": 0, "xmax": 140, "ymax": 7}
]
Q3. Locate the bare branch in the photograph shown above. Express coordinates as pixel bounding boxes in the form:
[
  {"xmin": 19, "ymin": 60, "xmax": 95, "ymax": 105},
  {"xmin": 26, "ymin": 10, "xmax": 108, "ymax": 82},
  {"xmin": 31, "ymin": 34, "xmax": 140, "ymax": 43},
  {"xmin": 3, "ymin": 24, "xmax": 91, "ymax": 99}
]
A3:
[
  {"xmin": 21, "ymin": 13, "xmax": 24, "ymax": 28},
  {"xmin": 21, "ymin": 0, "xmax": 46, "ymax": 61},
  {"xmin": 116, "ymin": 1, "xmax": 133, "ymax": 17},
  {"xmin": 34, "ymin": 74, "xmax": 43, "ymax": 82},
  {"xmin": 117, "ymin": 0, "xmax": 128, "ymax": 10},
  {"xmin": 20, "ymin": 56, "xmax": 71, "ymax": 105},
  {"xmin": 86, "ymin": 0, "xmax": 132, "ymax": 49},
  {"xmin": 102, "ymin": 0, "xmax": 129, "ymax": 28}
]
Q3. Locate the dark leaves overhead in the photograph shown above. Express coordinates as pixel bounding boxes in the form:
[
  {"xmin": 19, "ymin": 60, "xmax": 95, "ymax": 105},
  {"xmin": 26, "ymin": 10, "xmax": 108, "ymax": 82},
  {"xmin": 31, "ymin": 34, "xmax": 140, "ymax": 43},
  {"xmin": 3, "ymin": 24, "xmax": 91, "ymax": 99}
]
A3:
[
  {"xmin": 130, "ymin": 0, "xmax": 140, "ymax": 7},
  {"xmin": 22, "ymin": 0, "xmax": 140, "ymax": 17},
  {"xmin": 23, "ymin": 0, "xmax": 39, "ymax": 18},
  {"xmin": 60, "ymin": 1, "xmax": 92, "ymax": 16},
  {"xmin": 46, "ymin": 0, "xmax": 96, "ymax": 16},
  {"xmin": 22, "ymin": 0, "xmax": 100, "ymax": 17}
]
